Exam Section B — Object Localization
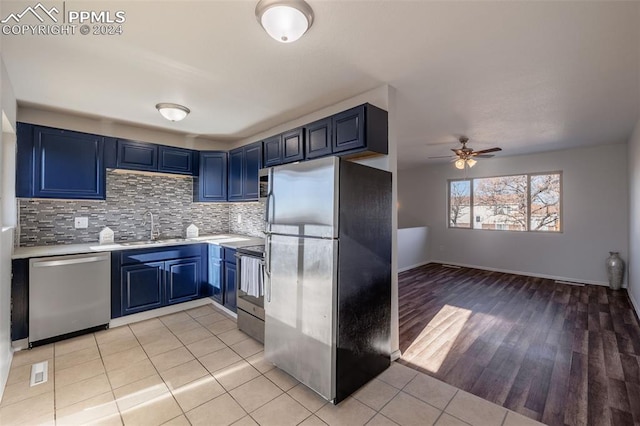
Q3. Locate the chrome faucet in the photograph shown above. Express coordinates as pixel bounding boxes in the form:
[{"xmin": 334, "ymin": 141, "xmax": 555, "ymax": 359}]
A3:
[{"xmin": 143, "ymin": 211, "xmax": 160, "ymax": 240}]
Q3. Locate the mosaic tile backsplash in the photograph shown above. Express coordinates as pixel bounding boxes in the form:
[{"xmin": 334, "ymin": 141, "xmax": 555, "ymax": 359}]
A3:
[{"xmin": 18, "ymin": 170, "xmax": 264, "ymax": 246}]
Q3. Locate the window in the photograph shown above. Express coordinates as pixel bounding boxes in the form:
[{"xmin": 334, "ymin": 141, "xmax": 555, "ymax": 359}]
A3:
[
  {"xmin": 448, "ymin": 180, "xmax": 471, "ymax": 228},
  {"xmin": 448, "ymin": 172, "xmax": 561, "ymax": 232}
]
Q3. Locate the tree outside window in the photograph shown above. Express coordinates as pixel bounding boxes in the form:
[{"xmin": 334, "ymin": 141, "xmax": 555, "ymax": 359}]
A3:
[{"xmin": 448, "ymin": 172, "xmax": 561, "ymax": 232}]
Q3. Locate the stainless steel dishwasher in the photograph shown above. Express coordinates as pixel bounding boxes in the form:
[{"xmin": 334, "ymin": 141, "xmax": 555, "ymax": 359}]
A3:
[{"xmin": 29, "ymin": 252, "xmax": 111, "ymax": 345}]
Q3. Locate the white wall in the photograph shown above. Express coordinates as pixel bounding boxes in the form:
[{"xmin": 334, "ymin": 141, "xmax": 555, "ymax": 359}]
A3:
[
  {"xmin": 399, "ymin": 144, "xmax": 629, "ymax": 285},
  {"xmin": 628, "ymin": 120, "xmax": 640, "ymax": 314},
  {"xmin": 0, "ymin": 53, "xmax": 17, "ymax": 400},
  {"xmin": 398, "ymin": 227, "xmax": 429, "ymax": 272},
  {"xmin": 18, "ymin": 106, "xmax": 229, "ymax": 151}
]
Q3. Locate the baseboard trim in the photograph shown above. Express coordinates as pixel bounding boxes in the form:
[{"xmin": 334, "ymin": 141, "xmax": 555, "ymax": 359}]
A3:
[
  {"xmin": 390, "ymin": 349, "xmax": 402, "ymax": 361},
  {"xmin": 109, "ymin": 298, "xmax": 215, "ymax": 328},
  {"xmin": 210, "ymin": 301, "xmax": 237, "ymax": 319},
  {"xmin": 429, "ymin": 259, "xmax": 609, "ymax": 287},
  {"xmin": 0, "ymin": 349, "xmax": 13, "ymax": 403},
  {"xmin": 11, "ymin": 339, "xmax": 28, "ymax": 351},
  {"xmin": 628, "ymin": 289, "xmax": 640, "ymax": 320},
  {"xmin": 398, "ymin": 260, "xmax": 431, "ymax": 273}
]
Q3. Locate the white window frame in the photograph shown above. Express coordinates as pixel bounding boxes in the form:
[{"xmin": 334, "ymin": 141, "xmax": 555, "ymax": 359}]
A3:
[{"xmin": 447, "ymin": 171, "xmax": 562, "ymax": 233}]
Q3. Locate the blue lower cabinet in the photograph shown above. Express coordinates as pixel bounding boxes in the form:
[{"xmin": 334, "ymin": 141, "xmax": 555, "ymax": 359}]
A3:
[
  {"xmin": 224, "ymin": 259, "xmax": 237, "ymax": 312},
  {"xmin": 121, "ymin": 262, "xmax": 164, "ymax": 315},
  {"xmin": 112, "ymin": 245, "xmax": 207, "ymax": 318},
  {"xmin": 166, "ymin": 257, "xmax": 201, "ymax": 304},
  {"xmin": 208, "ymin": 257, "xmax": 224, "ymax": 304},
  {"xmin": 208, "ymin": 245, "xmax": 236, "ymax": 312}
]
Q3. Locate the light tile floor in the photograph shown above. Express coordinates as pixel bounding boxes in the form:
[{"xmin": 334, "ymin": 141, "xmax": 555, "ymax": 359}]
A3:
[{"xmin": 0, "ymin": 304, "xmax": 545, "ymax": 426}]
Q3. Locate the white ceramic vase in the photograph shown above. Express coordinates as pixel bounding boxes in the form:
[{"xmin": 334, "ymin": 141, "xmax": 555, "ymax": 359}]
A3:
[{"xmin": 606, "ymin": 252, "xmax": 624, "ymax": 291}]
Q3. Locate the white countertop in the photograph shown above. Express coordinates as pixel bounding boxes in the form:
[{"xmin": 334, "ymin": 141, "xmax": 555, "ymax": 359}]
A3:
[{"xmin": 12, "ymin": 234, "xmax": 264, "ymax": 259}]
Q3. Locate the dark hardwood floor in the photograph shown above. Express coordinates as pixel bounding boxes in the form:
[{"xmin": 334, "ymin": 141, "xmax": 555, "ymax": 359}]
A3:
[{"xmin": 398, "ymin": 263, "xmax": 640, "ymax": 426}]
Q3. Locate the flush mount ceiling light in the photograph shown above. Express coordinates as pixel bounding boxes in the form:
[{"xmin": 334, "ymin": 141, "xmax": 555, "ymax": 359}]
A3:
[
  {"xmin": 155, "ymin": 103, "xmax": 190, "ymax": 122},
  {"xmin": 255, "ymin": 0, "xmax": 314, "ymax": 43}
]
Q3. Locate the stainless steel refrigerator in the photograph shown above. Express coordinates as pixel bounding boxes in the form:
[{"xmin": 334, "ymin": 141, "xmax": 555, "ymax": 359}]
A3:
[{"xmin": 263, "ymin": 156, "xmax": 392, "ymax": 404}]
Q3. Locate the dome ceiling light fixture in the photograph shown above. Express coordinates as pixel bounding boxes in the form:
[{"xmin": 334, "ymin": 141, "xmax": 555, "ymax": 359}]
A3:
[
  {"xmin": 155, "ymin": 103, "xmax": 190, "ymax": 122},
  {"xmin": 255, "ymin": 0, "xmax": 314, "ymax": 43}
]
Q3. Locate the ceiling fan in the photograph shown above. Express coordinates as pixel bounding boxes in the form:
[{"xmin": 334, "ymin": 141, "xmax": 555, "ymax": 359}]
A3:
[{"xmin": 430, "ymin": 136, "xmax": 502, "ymax": 169}]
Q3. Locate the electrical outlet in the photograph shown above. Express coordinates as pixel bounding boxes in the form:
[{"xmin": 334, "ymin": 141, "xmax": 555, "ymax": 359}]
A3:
[
  {"xmin": 74, "ymin": 217, "xmax": 88, "ymax": 229},
  {"xmin": 237, "ymin": 214, "xmax": 242, "ymax": 224}
]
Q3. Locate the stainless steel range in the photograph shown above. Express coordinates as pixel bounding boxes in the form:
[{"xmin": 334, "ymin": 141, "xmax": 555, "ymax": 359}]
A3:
[{"xmin": 235, "ymin": 244, "xmax": 265, "ymax": 342}]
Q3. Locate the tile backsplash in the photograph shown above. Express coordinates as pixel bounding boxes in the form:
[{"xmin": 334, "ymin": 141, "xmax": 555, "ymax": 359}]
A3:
[{"xmin": 18, "ymin": 170, "xmax": 264, "ymax": 246}]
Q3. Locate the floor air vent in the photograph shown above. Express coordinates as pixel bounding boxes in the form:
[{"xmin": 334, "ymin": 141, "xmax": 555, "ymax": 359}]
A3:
[
  {"xmin": 442, "ymin": 264, "xmax": 462, "ymax": 269},
  {"xmin": 30, "ymin": 361, "xmax": 48, "ymax": 386}
]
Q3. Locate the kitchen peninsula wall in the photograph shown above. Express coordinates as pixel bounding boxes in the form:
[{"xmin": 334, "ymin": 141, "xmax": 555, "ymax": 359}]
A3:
[{"xmin": 18, "ymin": 170, "xmax": 264, "ymax": 246}]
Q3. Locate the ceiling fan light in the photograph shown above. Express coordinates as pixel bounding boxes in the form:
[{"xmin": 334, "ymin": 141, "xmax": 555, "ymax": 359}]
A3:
[
  {"xmin": 466, "ymin": 158, "xmax": 477, "ymax": 168},
  {"xmin": 156, "ymin": 103, "xmax": 190, "ymax": 122},
  {"xmin": 256, "ymin": 0, "xmax": 314, "ymax": 43},
  {"xmin": 454, "ymin": 159, "xmax": 465, "ymax": 170}
]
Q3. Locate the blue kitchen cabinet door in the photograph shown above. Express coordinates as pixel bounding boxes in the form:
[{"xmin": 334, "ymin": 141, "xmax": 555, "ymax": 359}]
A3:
[
  {"xmin": 165, "ymin": 257, "xmax": 201, "ymax": 305},
  {"xmin": 159, "ymin": 145, "xmax": 194, "ymax": 175},
  {"xmin": 121, "ymin": 262, "xmax": 164, "ymax": 315},
  {"xmin": 194, "ymin": 151, "xmax": 227, "ymax": 202},
  {"xmin": 262, "ymin": 135, "xmax": 282, "ymax": 168},
  {"xmin": 117, "ymin": 139, "xmax": 158, "ymax": 171},
  {"xmin": 228, "ymin": 148, "xmax": 244, "ymax": 201},
  {"xmin": 224, "ymin": 259, "xmax": 237, "ymax": 312},
  {"xmin": 332, "ymin": 105, "xmax": 366, "ymax": 154},
  {"xmin": 243, "ymin": 142, "xmax": 262, "ymax": 200},
  {"xmin": 282, "ymin": 128, "xmax": 304, "ymax": 164},
  {"xmin": 208, "ymin": 255, "xmax": 224, "ymax": 304},
  {"xmin": 305, "ymin": 118, "xmax": 332, "ymax": 159},
  {"xmin": 16, "ymin": 123, "xmax": 106, "ymax": 200}
]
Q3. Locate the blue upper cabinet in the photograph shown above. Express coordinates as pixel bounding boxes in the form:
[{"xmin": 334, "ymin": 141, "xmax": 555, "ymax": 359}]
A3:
[
  {"xmin": 194, "ymin": 151, "xmax": 227, "ymax": 202},
  {"xmin": 228, "ymin": 142, "xmax": 262, "ymax": 201},
  {"xmin": 111, "ymin": 139, "xmax": 196, "ymax": 175},
  {"xmin": 228, "ymin": 148, "xmax": 244, "ymax": 201},
  {"xmin": 243, "ymin": 142, "xmax": 262, "ymax": 200},
  {"xmin": 159, "ymin": 146, "xmax": 194, "ymax": 175},
  {"xmin": 16, "ymin": 123, "xmax": 105, "ymax": 200},
  {"xmin": 117, "ymin": 139, "xmax": 158, "ymax": 171},
  {"xmin": 282, "ymin": 128, "xmax": 304, "ymax": 164},
  {"xmin": 263, "ymin": 135, "xmax": 282, "ymax": 168},
  {"xmin": 332, "ymin": 104, "xmax": 388, "ymax": 157},
  {"xmin": 262, "ymin": 129, "xmax": 303, "ymax": 167},
  {"xmin": 305, "ymin": 118, "xmax": 332, "ymax": 159}
]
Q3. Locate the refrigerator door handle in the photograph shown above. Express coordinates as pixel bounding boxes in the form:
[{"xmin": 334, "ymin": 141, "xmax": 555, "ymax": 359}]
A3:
[
  {"xmin": 264, "ymin": 168, "xmax": 274, "ymax": 233},
  {"xmin": 265, "ymin": 234, "xmax": 272, "ymax": 302}
]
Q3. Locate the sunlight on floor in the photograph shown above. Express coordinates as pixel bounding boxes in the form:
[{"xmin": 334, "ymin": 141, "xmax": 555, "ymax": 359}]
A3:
[{"xmin": 403, "ymin": 304, "xmax": 472, "ymax": 373}]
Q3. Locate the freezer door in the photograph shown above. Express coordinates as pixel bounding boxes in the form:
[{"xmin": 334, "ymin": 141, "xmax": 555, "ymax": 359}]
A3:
[
  {"xmin": 265, "ymin": 156, "xmax": 339, "ymax": 239},
  {"xmin": 264, "ymin": 234, "xmax": 337, "ymax": 401}
]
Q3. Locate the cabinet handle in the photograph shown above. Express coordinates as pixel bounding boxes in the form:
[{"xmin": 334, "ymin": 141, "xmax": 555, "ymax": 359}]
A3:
[{"xmin": 32, "ymin": 255, "xmax": 110, "ymax": 268}]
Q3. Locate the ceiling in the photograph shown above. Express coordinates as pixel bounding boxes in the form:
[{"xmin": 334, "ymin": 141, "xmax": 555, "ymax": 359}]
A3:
[{"xmin": 2, "ymin": 1, "xmax": 639, "ymax": 170}]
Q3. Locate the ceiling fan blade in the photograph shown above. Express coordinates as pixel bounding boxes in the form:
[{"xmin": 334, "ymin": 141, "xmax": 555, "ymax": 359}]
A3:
[
  {"xmin": 475, "ymin": 154, "xmax": 495, "ymax": 158},
  {"xmin": 473, "ymin": 147, "xmax": 502, "ymax": 155},
  {"xmin": 428, "ymin": 155, "xmax": 456, "ymax": 159}
]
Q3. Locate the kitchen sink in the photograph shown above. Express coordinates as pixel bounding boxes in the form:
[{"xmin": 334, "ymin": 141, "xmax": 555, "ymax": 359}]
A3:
[{"xmin": 119, "ymin": 238, "xmax": 186, "ymax": 246}]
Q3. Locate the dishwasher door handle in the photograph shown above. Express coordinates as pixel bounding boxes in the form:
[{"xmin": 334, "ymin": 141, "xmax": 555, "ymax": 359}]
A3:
[{"xmin": 31, "ymin": 255, "xmax": 110, "ymax": 268}]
